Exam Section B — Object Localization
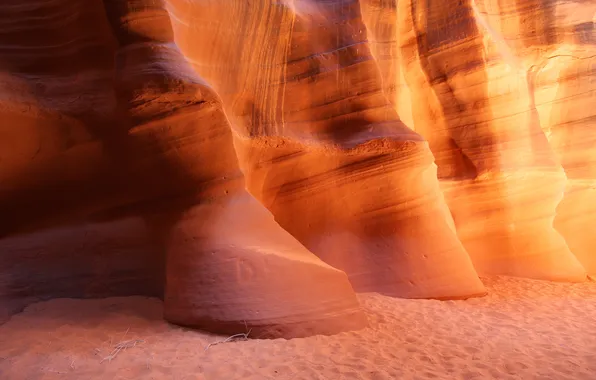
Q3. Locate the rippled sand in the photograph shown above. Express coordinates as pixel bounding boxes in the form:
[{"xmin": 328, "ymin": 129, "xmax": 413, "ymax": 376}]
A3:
[{"xmin": 1, "ymin": 276, "xmax": 595, "ymax": 380}]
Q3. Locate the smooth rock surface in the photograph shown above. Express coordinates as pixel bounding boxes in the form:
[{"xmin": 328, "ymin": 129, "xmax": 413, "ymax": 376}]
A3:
[
  {"xmin": 396, "ymin": 0, "xmax": 591, "ymax": 281},
  {"xmin": 167, "ymin": 0, "xmax": 486, "ymax": 299},
  {"xmin": 0, "ymin": 0, "xmax": 366, "ymax": 338},
  {"xmin": 0, "ymin": 0, "xmax": 593, "ymax": 339}
]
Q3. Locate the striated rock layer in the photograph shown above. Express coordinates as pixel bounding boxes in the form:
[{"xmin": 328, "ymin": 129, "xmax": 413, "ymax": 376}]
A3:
[
  {"xmin": 0, "ymin": 0, "xmax": 593, "ymax": 337},
  {"xmin": 0, "ymin": 0, "xmax": 366, "ymax": 338},
  {"xmin": 520, "ymin": 1, "xmax": 596, "ymax": 277},
  {"xmin": 393, "ymin": 0, "xmax": 591, "ymax": 280},
  {"xmin": 167, "ymin": 0, "xmax": 486, "ymax": 299}
]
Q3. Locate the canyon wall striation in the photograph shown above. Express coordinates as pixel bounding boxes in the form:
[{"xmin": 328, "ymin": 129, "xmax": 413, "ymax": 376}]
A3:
[{"xmin": 0, "ymin": 0, "xmax": 593, "ymax": 337}]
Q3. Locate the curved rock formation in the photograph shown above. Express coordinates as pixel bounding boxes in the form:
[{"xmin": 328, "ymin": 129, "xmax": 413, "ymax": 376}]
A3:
[
  {"xmin": 0, "ymin": 0, "xmax": 366, "ymax": 338},
  {"xmin": 396, "ymin": 0, "xmax": 589, "ymax": 280},
  {"xmin": 166, "ymin": 0, "xmax": 486, "ymax": 299},
  {"xmin": 1, "ymin": 0, "xmax": 593, "ymax": 337},
  {"xmin": 360, "ymin": 0, "xmax": 414, "ymax": 127},
  {"xmin": 524, "ymin": 2, "xmax": 596, "ymax": 276}
]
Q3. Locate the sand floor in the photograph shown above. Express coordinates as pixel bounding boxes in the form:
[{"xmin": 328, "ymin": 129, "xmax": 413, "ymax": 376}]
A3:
[{"xmin": 1, "ymin": 276, "xmax": 595, "ymax": 380}]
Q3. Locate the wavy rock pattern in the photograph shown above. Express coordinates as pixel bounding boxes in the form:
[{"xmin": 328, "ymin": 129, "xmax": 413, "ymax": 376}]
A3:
[
  {"xmin": 0, "ymin": 0, "xmax": 366, "ymax": 338},
  {"xmin": 167, "ymin": 0, "xmax": 485, "ymax": 299},
  {"xmin": 523, "ymin": 2, "xmax": 596, "ymax": 276},
  {"xmin": 395, "ymin": 0, "xmax": 591, "ymax": 280},
  {"xmin": 0, "ymin": 0, "xmax": 593, "ymax": 337}
]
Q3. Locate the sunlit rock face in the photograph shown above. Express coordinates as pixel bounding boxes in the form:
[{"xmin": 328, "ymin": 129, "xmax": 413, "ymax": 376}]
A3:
[
  {"xmin": 167, "ymin": 0, "xmax": 486, "ymax": 299},
  {"xmin": 386, "ymin": 0, "xmax": 591, "ymax": 280},
  {"xmin": 0, "ymin": 0, "xmax": 366, "ymax": 338},
  {"xmin": 0, "ymin": 0, "xmax": 592, "ymax": 338},
  {"xmin": 461, "ymin": 1, "xmax": 596, "ymax": 278},
  {"xmin": 360, "ymin": 0, "xmax": 414, "ymax": 128},
  {"xmin": 523, "ymin": 2, "xmax": 596, "ymax": 277}
]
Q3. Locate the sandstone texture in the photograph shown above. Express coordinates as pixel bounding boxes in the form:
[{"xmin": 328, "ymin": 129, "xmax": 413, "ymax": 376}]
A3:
[
  {"xmin": 0, "ymin": 0, "xmax": 366, "ymax": 338},
  {"xmin": 0, "ymin": 0, "xmax": 593, "ymax": 338}
]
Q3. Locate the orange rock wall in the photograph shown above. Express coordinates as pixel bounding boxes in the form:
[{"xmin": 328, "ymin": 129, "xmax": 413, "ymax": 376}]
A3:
[{"xmin": 0, "ymin": 0, "xmax": 593, "ymax": 337}]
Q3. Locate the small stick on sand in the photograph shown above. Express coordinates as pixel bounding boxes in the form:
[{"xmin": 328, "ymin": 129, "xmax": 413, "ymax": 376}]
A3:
[
  {"xmin": 43, "ymin": 368, "xmax": 67, "ymax": 375},
  {"xmin": 100, "ymin": 339, "xmax": 144, "ymax": 363},
  {"xmin": 204, "ymin": 324, "xmax": 252, "ymax": 351}
]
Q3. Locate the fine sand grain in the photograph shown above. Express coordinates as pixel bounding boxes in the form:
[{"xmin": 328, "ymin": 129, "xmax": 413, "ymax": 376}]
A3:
[{"xmin": 1, "ymin": 276, "xmax": 595, "ymax": 380}]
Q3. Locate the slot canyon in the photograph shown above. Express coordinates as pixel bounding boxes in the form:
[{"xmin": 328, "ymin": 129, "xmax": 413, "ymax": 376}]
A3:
[{"xmin": 1, "ymin": 0, "xmax": 595, "ymax": 379}]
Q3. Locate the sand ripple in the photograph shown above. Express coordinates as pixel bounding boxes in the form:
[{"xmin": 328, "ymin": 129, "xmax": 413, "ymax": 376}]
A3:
[{"xmin": 1, "ymin": 276, "xmax": 595, "ymax": 379}]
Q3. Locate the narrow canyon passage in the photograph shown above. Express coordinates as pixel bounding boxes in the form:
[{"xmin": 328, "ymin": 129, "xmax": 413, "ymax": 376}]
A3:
[
  {"xmin": 167, "ymin": 0, "xmax": 486, "ymax": 299},
  {"xmin": 0, "ymin": 0, "xmax": 594, "ymax": 351},
  {"xmin": 371, "ymin": 0, "xmax": 594, "ymax": 280},
  {"xmin": 1, "ymin": 1, "xmax": 596, "ymax": 378}
]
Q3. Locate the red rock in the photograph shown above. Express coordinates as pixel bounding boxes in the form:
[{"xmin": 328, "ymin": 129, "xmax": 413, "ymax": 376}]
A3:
[
  {"xmin": 0, "ymin": 0, "xmax": 366, "ymax": 338},
  {"xmin": 167, "ymin": 0, "xmax": 486, "ymax": 299},
  {"xmin": 1, "ymin": 0, "xmax": 592, "ymax": 338}
]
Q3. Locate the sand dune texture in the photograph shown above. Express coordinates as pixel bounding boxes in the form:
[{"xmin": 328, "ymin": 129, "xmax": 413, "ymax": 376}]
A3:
[
  {"xmin": 0, "ymin": 0, "xmax": 595, "ymax": 339},
  {"xmin": 1, "ymin": 277, "xmax": 595, "ymax": 379}
]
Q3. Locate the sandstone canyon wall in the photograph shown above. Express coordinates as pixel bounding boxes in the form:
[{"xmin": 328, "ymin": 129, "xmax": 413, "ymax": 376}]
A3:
[
  {"xmin": 0, "ymin": 0, "xmax": 366, "ymax": 338},
  {"xmin": 395, "ymin": 0, "xmax": 589, "ymax": 280},
  {"xmin": 0, "ymin": 0, "xmax": 593, "ymax": 338},
  {"xmin": 395, "ymin": 0, "xmax": 594, "ymax": 278},
  {"xmin": 167, "ymin": 0, "xmax": 486, "ymax": 299}
]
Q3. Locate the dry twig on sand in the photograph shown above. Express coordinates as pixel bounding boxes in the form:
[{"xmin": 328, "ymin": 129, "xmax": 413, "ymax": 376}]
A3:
[
  {"xmin": 100, "ymin": 339, "xmax": 145, "ymax": 363},
  {"xmin": 100, "ymin": 328, "xmax": 144, "ymax": 363},
  {"xmin": 43, "ymin": 368, "xmax": 67, "ymax": 375},
  {"xmin": 204, "ymin": 329, "xmax": 252, "ymax": 351}
]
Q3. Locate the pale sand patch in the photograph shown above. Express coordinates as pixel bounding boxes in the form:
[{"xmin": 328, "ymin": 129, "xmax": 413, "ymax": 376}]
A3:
[{"xmin": 1, "ymin": 276, "xmax": 595, "ymax": 380}]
